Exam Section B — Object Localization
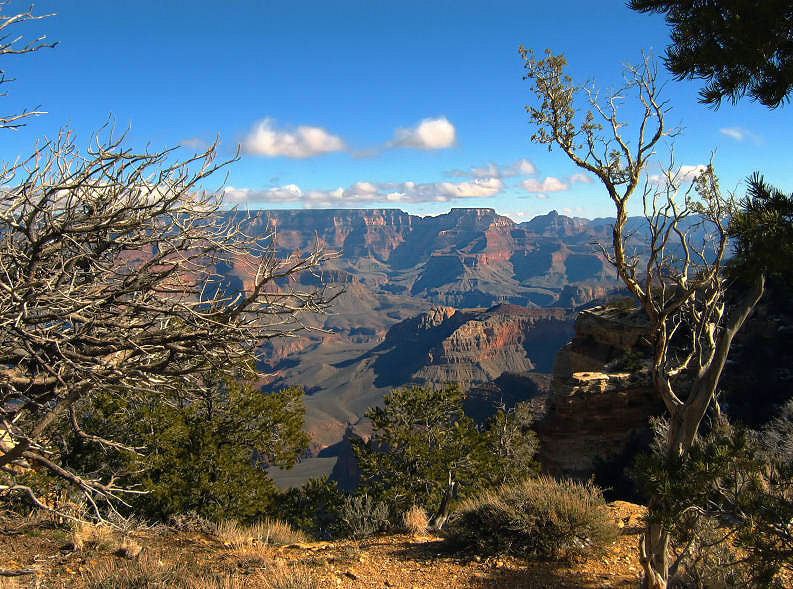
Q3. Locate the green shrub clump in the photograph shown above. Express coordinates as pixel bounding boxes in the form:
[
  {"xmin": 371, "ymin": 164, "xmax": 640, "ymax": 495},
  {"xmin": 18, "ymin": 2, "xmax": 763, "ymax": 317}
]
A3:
[{"xmin": 447, "ymin": 476, "xmax": 617, "ymax": 560}]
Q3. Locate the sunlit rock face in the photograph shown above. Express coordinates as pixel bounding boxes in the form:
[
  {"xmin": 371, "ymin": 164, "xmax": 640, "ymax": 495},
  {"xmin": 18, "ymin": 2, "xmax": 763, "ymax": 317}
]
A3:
[
  {"xmin": 227, "ymin": 208, "xmax": 622, "ymax": 309},
  {"xmin": 537, "ymin": 306, "xmax": 662, "ymax": 481}
]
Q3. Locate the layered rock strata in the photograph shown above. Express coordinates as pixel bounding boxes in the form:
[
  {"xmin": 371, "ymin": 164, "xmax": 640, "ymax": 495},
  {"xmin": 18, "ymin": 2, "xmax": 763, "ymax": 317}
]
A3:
[{"xmin": 538, "ymin": 305, "xmax": 662, "ymax": 479}]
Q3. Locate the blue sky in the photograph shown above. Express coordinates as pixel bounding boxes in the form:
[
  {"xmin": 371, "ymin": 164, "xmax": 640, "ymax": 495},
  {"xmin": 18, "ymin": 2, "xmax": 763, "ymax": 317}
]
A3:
[{"xmin": 2, "ymin": 0, "xmax": 791, "ymax": 220}]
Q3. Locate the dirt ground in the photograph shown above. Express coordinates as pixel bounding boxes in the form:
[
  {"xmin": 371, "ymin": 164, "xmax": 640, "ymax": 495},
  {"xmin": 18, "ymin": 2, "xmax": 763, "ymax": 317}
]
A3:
[{"xmin": 0, "ymin": 502, "xmax": 648, "ymax": 588}]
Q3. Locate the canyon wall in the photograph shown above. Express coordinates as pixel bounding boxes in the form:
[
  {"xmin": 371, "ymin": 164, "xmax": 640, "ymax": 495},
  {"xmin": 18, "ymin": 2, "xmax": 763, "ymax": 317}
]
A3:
[{"xmin": 537, "ymin": 305, "xmax": 662, "ymax": 480}]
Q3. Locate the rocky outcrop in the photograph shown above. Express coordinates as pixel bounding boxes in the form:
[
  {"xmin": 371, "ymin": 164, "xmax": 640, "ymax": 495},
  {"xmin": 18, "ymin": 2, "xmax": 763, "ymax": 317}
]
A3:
[
  {"xmin": 538, "ymin": 305, "xmax": 662, "ymax": 480},
  {"xmin": 372, "ymin": 304, "xmax": 575, "ymax": 390}
]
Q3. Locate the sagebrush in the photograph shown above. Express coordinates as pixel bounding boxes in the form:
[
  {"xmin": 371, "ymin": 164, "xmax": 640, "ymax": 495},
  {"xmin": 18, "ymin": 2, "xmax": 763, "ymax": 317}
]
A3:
[{"xmin": 447, "ymin": 476, "xmax": 617, "ymax": 559}]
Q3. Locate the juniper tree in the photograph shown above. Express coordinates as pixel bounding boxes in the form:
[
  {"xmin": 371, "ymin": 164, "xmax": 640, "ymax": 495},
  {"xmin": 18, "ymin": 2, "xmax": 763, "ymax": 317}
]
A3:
[{"xmin": 521, "ymin": 49, "xmax": 764, "ymax": 588}]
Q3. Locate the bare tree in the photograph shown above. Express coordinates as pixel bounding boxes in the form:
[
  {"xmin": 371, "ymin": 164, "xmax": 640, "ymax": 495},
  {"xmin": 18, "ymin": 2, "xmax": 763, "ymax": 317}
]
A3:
[
  {"xmin": 0, "ymin": 3, "xmax": 57, "ymax": 128},
  {"xmin": 520, "ymin": 49, "xmax": 764, "ymax": 589},
  {"xmin": 0, "ymin": 6, "xmax": 337, "ymax": 523}
]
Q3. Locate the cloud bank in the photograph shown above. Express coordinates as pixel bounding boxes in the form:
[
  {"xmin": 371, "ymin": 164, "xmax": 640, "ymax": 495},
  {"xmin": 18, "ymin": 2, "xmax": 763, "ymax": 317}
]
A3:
[
  {"xmin": 244, "ymin": 118, "xmax": 346, "ymax": 158},
  {"xmin": 225, "ymin": 176, "xmax": 504, "ymax": 207},
  {"xmin": 446, "ymin": 158, "xmax": 537, "ymax": 179}
]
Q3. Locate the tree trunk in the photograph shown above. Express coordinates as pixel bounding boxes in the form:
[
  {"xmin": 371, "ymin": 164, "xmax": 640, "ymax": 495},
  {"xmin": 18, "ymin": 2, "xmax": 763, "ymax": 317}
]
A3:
[
  {"xmin": 429, "ymin": 471, "xmax": 456, "ymax": 530},
  {"xmin": 640, "ymin": 514, "xmax": 670, "ymax": 589}
]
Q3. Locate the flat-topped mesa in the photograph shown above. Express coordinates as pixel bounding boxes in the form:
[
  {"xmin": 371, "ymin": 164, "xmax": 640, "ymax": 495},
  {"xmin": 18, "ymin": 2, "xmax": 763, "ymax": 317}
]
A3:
[{"xmin": 537, "ymin": 305, "xmax": 662, "ymax": 481}]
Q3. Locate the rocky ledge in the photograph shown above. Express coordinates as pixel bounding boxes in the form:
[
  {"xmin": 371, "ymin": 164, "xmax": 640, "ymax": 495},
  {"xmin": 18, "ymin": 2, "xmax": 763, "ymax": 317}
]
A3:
[{"xmin": 537, "ymin": 305, "xmax": 662, "ymax": 480}]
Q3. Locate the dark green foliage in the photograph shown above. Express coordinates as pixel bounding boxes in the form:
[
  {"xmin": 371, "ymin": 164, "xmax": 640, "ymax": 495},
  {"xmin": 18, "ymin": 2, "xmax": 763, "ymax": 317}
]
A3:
[
  {"xmin": 633, "ymin": 416, "xmax": 793, "ymax": 585},
  {"xmin": 483, "ymin": 402, "xmax": 540, "ymax": 486},
  {"xmin": 605, "ymin": 296, "xmax": 639, "ymax": 312},
  {"xmin": 352, "ymin": 385, "xmax": 539, "ymax": 518},
  {"xmin": 139, "ymin": 383, "xmax": 308, "ymax": 522},
  {"xmin": 63, "ymin": 369, "xmax": 309, "ymax": 522},
  {"xmin": 611, "ymin": 349, "xmax": 645, "ymax": 373},
  {"xmin": 353, "ymin": 384, "xmax": 488, "ymax": 516},
  {"xmin": 629, "ymin": 0, "xmax": 793, "ymax": 108},
  {"xmin": 446, "ymin": 476, "xmax": 617, "ymax": 560},
  {"xmin": 728, "ymin": 173, "xmax": 793, "ymax": 287},
  {"xmin": 273, "ymin": 477, "xmax": 346, "ymax": 540}
]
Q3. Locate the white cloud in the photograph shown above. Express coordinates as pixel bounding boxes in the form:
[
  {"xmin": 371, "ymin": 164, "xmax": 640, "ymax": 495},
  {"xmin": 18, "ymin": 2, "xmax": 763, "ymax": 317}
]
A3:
[
  {"xmin": 535, "ymin": 193, "xmax": 549, "ymax": 199},
  {"xmin": 471, "ymin": 162, "xmax": 501, "ymax": 178},
  {"xmin": 224, "ymin": 184, "xmax": 303, "ymax": 203},
  {"xmin": 446, "ymin": 158, "xmax": 538, "ymax": 179},
  {"xmin": 720, "ymin": 126, "xmax": 761, "ymax": 143},
  {"xmin": 514, "ymin": 158, "xmax": 537, "ymax": 175},
  {"xmin": 647, "ymin": 164, "xmax": 708, "ymax": 186},
  {"xmin": 180, "ymin": 137, "xmax": 209, "ymax": 150},
  {"xmin": 569, "ymin": 172, "xmax": 594, "ymax": 184},
  {"xmin": 224, "ymin": 177, "xmax": 505, "ymax": 206},
  {"xmin": 678, "ymin": 164, "xmax": 708, "ymax": 181},
  {"xmin": 522, "ymin": 176, "xmax": 569, "ymax": 192},
  {"xmin": 435, "ymin": 178, "xmax": 504, "ymax": 198},
  {"xmin": 244, "ymin": 118, "xmax": 346, "ymax": 158},
  {"xmin": 390, "ymin": 116, "xmax": 457, "ymax": 150}
]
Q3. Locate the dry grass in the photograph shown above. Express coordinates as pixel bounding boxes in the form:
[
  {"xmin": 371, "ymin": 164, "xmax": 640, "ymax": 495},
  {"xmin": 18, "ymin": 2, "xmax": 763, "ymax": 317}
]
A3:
[
  {"xmin": 402, "ymin": 505, "xmax": 429, "ymax": 535},
  {"xmin": 83, "ymin": 553, "xmax": 190, "ymax": 589},
  {"xmin": 71, "ymin": 521, "xmax": 117, "ymax": 552},
  {"xmin": 256, "ymin": 563, "xmax": 321, "ymax": 589},
  {"xmin": 214, "ymin": 518, "xmax": 308, "ymax": 548},
  {"xmin": 82, "ymin": 555, "xmax": 319, "ymax": 589}
]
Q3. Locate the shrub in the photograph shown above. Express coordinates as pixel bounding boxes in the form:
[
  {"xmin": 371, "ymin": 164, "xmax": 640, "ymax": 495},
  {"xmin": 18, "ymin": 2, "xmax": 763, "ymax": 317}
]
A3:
[
  {"xmin": 605, "ymin": 296, "xmax": 639, "ymax": 312},
  {"xmin": 168, "ymin": 511, "xmax": 217, "ymax": 534},
  {"xmin": 71, "ymin": 521, "xmax": 117, "ymax": 552},
  {"xmin": 669, "ymin": 512, "xmax": 756, "ymax": 589},
  {"xmin": 402, "ymin": 505, "xmax": 429, "ymax": 535},
  {"xmin": 633, "ymin": 416, "xmax": 793, "ymax": 585},
  {"xmin": 272, "ymin": 476, "xmax": 345, "ymax": 540},
  {"xmin": 446, "ymin": 476, "xmax": 617, "ymax": 560},
  {"xmin": 353, "ymin": 384, "xmax": 539, "ymax": 519},
  {"xmin": 213, "ymin": 518, "xmax": 307, "ymax": 547},
  {"xmin": 336, "ymin": 494, "xmax": 390, "ymax": 539}
]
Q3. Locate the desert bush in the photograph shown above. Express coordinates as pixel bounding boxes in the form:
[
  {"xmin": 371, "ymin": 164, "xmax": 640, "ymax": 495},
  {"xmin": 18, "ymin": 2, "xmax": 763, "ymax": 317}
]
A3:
[
  {"xmin": 272, "ymin": 476, "xmax": 345, "ymax": 540},
  {"xmin": 605, "ymin": 296, "xmax": 639, "ymax": 312},
  {"xmin": 634, "ymin": 415, "xmax": 793, "ymax": 586},
  {"xmin": 336, "ymin": 494, "xmax": 390, "ymax": 539},
  {"xmin": 214, "ymin": 518, "xmax": 307, "ymax": 547},
  {"xmin": 446, "ymin": 476, "xmax": 617, "ymax": 560},
  {"xmin": 71, "ymin": 521, "xmax": 117, "ymax": 552},
  {"xmin": 168, "ymin": 511, "xmax": 217, "ymax": 534},
  {"xmin": 353, "ymin": 384, "xmax": 540, "ymax": 520},
  {"xmin": 402, "ymin": 505, "xmax": 429, "ymax": 535}
]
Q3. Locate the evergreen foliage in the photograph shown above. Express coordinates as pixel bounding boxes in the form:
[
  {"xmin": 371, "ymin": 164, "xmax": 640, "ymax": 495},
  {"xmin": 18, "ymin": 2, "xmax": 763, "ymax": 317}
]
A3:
[
  {"xmin": 63, "ymin": 367, "xmax": 309, "ymax": 522},
  {"xmin": 728, "ymin": 173, "xmax": 793, "ymax": 287},
  {"xmin": 629, "ymin": 0, "xmax": 793, "ymax": 108},
  {"xmin": 352, "ymin": 384, "xmax": 539, "ymax": 518},
  {"xmin": 273, "ymin": 477, "xmax": 346, "ymax": 540},
  {"xmin": 633, "ymin": 416, "xmax": 793, "ymax": 585}
]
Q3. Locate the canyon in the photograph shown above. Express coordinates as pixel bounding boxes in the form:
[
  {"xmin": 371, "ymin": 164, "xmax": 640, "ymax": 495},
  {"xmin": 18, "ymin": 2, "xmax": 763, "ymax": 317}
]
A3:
[
  {"xmin": 220, "ymin": 207, "xmax": 764, "ymax": 490},
  {"xmin": 228, "ymin": 207, "xmax": 627, "ymax": 487}
]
